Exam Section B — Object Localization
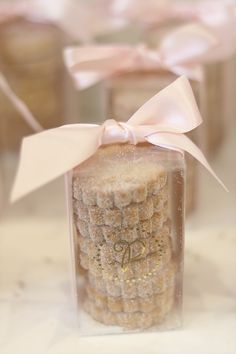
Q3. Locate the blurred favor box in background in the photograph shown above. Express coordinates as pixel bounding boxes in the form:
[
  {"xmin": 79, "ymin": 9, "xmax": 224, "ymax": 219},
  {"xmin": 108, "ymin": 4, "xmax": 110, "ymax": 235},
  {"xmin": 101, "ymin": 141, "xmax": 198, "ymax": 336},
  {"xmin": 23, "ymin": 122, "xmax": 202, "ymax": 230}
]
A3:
[
  {"xmin": 0, "ymin": 17, "xmax": 64, "ymax": 211},
  {"xmin": 0, "ymin": 17, "xmax": 65, "ymax": 149},
  {"xmin": 0, "ymin": 3, "xmax": 82, "ymax": 213}
]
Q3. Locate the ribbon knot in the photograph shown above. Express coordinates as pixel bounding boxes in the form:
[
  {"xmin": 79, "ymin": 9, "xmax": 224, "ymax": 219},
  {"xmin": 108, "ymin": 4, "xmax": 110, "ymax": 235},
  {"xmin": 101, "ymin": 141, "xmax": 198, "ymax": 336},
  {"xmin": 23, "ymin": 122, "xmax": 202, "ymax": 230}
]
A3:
[{"xmin": 101, "ymin": 119, "xmax": 138, "ymax": 145}]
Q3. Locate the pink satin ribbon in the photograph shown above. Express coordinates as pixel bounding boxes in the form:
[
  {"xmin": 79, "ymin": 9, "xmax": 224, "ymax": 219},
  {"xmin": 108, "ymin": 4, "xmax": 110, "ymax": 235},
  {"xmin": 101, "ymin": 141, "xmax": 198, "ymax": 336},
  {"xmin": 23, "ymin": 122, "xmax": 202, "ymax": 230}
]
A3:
[
  {"xmin": 64, "ymin": 24, "xmax": 218, "ymax": 90},
  {"xmin": 11, "ymin": 76, "xmax": 227, "ymax": 202}
]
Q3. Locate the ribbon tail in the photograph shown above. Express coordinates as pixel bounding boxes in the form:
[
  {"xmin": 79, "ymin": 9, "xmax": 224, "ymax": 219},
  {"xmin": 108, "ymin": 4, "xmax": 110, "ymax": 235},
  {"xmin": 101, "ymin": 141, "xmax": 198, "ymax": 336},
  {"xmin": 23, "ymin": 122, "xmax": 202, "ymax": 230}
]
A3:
[
  {"xmin": 147, "ymin": 132, "xmax": 228, "ymax": 191},
  {"xmin": 0, "ymin": 72, "xmax": 43, "ymax": 132},
  {"xmin": 11, "ymin": 125, "xmax": 102, "ymax": 202}
]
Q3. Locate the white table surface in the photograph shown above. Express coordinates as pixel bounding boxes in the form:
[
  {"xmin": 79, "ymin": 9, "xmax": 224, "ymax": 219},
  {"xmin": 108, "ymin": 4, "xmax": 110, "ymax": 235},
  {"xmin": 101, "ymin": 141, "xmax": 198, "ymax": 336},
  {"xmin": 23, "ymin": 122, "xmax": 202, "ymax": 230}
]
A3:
[{"xmin": 0, "ymin": 125, "xmax": 236, "ymax": 354}]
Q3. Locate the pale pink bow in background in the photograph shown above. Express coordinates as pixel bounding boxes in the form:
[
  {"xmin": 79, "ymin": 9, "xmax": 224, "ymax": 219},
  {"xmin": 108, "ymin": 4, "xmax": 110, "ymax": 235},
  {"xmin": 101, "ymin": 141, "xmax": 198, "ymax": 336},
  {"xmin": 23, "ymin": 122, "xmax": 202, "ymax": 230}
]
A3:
[{"xmin": 64, "ymin": 24, "xmax": 218, "ymax": 90}]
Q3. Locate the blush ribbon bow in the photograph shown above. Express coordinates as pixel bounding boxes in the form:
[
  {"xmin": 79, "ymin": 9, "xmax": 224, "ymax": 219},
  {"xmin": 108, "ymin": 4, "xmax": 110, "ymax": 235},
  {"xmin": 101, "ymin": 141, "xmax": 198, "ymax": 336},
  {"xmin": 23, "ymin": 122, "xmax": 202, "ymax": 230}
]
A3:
[
  {"xmin": 64, "ymin": 24, "xmax": 217, "ymax": 90},
  {"xmin": 11, "ymin": 76, "xmax": 227, "ymax": 202}
]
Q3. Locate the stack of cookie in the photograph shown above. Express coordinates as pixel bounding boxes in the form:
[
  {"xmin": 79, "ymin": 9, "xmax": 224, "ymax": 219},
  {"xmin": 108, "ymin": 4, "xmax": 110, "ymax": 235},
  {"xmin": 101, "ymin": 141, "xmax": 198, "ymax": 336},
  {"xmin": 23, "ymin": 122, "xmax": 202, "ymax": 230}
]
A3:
[
  {"xmin": 72, "ymin": 144, "xmax": 178, "ymax": 330},
  {"xmin": 0, "ymin": 17, "xmax": 65, "ymax": 149}
]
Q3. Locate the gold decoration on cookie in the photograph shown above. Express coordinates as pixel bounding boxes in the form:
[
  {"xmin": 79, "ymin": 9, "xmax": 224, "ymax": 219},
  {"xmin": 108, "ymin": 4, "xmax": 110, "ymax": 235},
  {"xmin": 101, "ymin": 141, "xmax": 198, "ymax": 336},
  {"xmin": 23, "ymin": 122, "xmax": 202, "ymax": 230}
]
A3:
[{"xmin": 113, "ymin": 239, "xmax": 146, "ymax": 271}]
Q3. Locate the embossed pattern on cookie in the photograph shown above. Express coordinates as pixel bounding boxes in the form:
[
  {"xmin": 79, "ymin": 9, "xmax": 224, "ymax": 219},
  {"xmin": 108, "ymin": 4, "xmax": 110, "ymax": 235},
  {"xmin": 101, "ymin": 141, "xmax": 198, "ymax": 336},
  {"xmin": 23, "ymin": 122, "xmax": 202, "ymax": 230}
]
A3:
[
  {"xmin": 86, "ymin": 283, "xmax": 175, "ymax": 313},
  {"xmin": 84, "ymin": 286, "xmax": 174, "ymax": 329},
  {"xmin": 76, "ymin": 207, "xmax": 168, "ymax": 243}
]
